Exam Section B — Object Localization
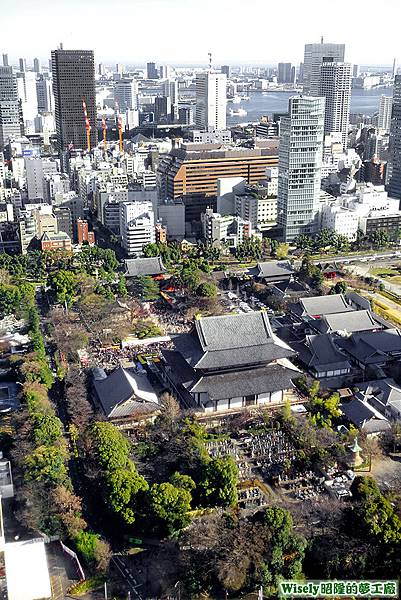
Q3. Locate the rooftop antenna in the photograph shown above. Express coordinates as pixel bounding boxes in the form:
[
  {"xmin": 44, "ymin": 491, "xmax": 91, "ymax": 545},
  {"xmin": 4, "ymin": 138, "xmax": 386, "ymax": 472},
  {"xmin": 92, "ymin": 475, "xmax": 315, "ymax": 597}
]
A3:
[{"xmin": 208, "ymin": 52, "xmax": 212, "ymax": 73}]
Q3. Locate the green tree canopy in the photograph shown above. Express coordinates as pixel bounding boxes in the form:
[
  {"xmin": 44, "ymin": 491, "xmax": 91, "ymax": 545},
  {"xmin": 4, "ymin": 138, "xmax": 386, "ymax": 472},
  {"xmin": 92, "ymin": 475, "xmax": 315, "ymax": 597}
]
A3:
[
  {"xmin": 148, "ymin": 481, "xmax": 192, "ymax": 536},
  {"xmin": 200, "ymin": 456, "xmax": 238, "ymax": 507}
]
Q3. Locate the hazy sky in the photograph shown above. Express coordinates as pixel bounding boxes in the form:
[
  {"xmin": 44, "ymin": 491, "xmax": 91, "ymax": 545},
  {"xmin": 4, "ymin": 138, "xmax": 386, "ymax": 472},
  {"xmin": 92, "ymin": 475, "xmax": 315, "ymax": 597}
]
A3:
[{"xmin": 2, "ymin": 0, "xmax": 400, "ymax": 66}]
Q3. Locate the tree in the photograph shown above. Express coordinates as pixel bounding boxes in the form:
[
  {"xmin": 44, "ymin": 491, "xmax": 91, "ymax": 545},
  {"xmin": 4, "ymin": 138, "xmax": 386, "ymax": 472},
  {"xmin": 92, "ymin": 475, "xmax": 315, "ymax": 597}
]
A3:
[
  {"xmin": 0, "ymin": 283, "xmax": 21, "ymax": 318},
  {"xmin": 24, "ymin": 444, "xmax": 68, "ymax": 485},
  {"xmin": 180, "ymin": 265, "xmax": 201, "ymax": 291},
  {"xmin": 275, "ymin": 243, "xmax": 290, "ymax": 260},
  {"xmin": 196, "ymin": 282, "xmax": 218, "ymax": 298},
  {"xmin": 170, "ymin": 472, "xmax": 196, "ymax": 493},
  {"xmin": 105, "ymin": 465, "xmax": 148, "ymax": 525},
  {"xmin": 148, "ymin": 482, "xmax": 192, "ymax": 536},
  {"xmin": 33, "ymin": 413, "xmax": 63, "ymax": 446},
  {"xmin": 50, "ymin": 485, "xmax": 87, "ymax": 538},
  {"xmin": 330, "ymin": 281, "xmax": 347, "ymax": 295},
  {"xmin": 200, "ymin": 457, "xmax": 238, "ymax": 507},
  {"xmin": 117, "ymin": 275, "xmax": 128, "ymax": 298},
  {"xmin": 131, "ymin": 275, "xmax": 160, "ymax": 301},
  {"xmin": 74, "ymin": 531, "xmax": 112, "ymax": 573},
  {"xmin": 87, "ymin": 422, "xmax": 131, "ymax": 471},
  {"xmin": 49, "ymin": 271, "xmax": 78, "ymax": 307}
]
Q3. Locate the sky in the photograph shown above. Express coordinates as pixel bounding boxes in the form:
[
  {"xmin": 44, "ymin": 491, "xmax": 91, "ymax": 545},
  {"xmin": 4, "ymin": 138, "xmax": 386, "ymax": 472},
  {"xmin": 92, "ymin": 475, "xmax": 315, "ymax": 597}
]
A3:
[{"xmin": 1, "ymin": 0, "xmax": 400, "ymax": 67}]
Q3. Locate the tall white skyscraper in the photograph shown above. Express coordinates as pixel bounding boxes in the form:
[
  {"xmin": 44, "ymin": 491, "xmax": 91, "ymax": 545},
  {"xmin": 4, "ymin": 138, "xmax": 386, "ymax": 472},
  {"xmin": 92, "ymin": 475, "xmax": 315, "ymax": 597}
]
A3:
[
  {"xmin": 114, "ymin": 78, "xmax": 138, "ymax": 111},
  {"xmin": 195, "ymin": 72, "xmax": 227, "ymax": 131},
  {"xmin": 0, "ymin": 66, "xmax": 23, "ymax": 149},
  {"xmin": 378, "ymin": 95, "xmax": 393, "ymax": 132},
  {"xmin": 319, "ymin": 61, "xmax": 352, "ymax": 148},
  {"xmin": 277, "ymin": 96, "xmax": 325, "ymax": 242},
  {"xmin": 303, "ymin": 42, "xmax": 345, "ymax": 95},
  {"xmin": 17, "ymin": 71, "xmax": 38, "ymax": 131}
]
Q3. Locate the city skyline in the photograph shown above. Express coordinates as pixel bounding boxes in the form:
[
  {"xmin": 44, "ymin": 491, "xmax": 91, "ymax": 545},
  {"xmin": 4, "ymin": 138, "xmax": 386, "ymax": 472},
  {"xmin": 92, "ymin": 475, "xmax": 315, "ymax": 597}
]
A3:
[{"xmin": 2, "ymin": 0, "xmax": 400, "ymax": 66}]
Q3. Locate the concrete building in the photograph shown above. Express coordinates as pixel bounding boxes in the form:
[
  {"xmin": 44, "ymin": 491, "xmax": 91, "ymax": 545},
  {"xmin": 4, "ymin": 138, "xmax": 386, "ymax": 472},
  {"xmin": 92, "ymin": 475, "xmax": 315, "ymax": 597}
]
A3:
[
  {"xmin": 387, "ymin": 75, "xmax": 401, "ymax": 200},
  {"xmin": 120, "ymin": 201, "xmax": 155, "ymax": 256},
  {"xmin": 53, "ymin": 205, "xmax": 73, "ymax": 239},
  {"xmin": 320, "ymin": 184, "xmax": 401, "ymax": 241},
  {"xmin": 154, "ymin": 96, "xmax": 171, "ymax": 123},
  {"xmin": 201, "ymin": 207, "xmax": 258, "ymax": 249},
  {"xmin": 36, "ymin": 74, "xmax": 54, "ymax": 113},
  {"xmin": 17, "ymin": 71, "xmax": 38, "ymax": 131},
  {"xmin": 147, "ymin": 62, "xmax": 158, "ymax": 80},
  {"xmin": 190, "ymin": 129, "xmax": 232, "ymax": 144},
  {"xmin": 278, "ymin": 62, "xmax": 294, "ymax": 84},
  {"xmin": 234, "ymin": 181, "xmax": 278, "ymax": 231},
  {"xmin": 51, "ymin": 48, "xmax": 97, "ymax": 151},
  {"xmin": 378, "ymin": 95, "xmax": 393, "ymax": 132},
  {"xmin": 320, "ymin": 62, "xmax": 352, "ymax": 148},
  {"xmin": 277, "ymin": 96, "xmax": 325, "ymax": 241},
  {"xmin": 25, "ymin": 157, "xmax": 58, "ymax": 200},
  {"xmin": 195, "ymin": 72, "xmax": 227, "ymax": 131},
  {"xmin": 158, "ymin": 200, "xmax": 186, "ymax": 239},
  {"xmin": 0, "ymin": 66, "xmax": 23, "ymax": 149},
  {"xmin": 221, "ymin": 65, "xmax": 230, "ymax": 78},
  {"xmin": 43, "ymin": 172, "xmax": 70, "ymax": 203},
  {"xmin": 41, "ymin": 231, "xmax": 72, "ymax": 251},
  {"xmin": 303, "ymin": 41, "xmax": 345, "ymax": 95},
  {"xmin": 114, "ymin": 78, "xmax": 138, "ymax": 111},
  {"xmin": 77, "ymin": 218, "xmax": 95, "ymax": 245},
  {"xmin": 158, "ymin": 141, "xmax": 279, "ymax": 200}
]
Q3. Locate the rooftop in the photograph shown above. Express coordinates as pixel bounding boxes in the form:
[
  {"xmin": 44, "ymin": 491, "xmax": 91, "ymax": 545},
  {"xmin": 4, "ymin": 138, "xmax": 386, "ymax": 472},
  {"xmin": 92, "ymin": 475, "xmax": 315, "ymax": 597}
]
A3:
[
  {"xmin": 5, "ymin": 540, "xmax": 52, "ymax": 600},
  {"xmin": 311, "ymin": 309, "xmax": 380, "ymax": 334},
  {"xmin": 290, "ymin": 294, "xmax": 353, "ymax": 318},
  {"xmin": 173, "ymin": 311, "xmax": 294, "ymax": 371},
  {"xmin": 253, "ymin": 260, "xmax": 294, "ymax": 280},
  {"xmin": 124, "ymin": 257, "xmax": 166, "ymax": 277},
  {"xmin": 93, "ymin": 366, "xmax": 159, "ymax": 418}
]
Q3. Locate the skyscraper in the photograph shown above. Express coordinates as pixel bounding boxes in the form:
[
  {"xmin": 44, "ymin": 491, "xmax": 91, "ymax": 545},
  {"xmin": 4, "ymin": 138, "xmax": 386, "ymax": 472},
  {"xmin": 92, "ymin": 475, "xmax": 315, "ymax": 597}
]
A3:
[
  {"xmin": 114, "ymin": 78, "xmax": 138, "ymax": 111},
  {"xmin": 0, "ymin": 66, "xmax": 23, "ymax": 149},
  {"xmin": 278, "ymin": 63, "xmax": 293, "ymax": 84},
  {"xmin": 19, "ymin": 58, "xmax": 26, "ymax": 73},
  {"xmin": 51, "ymin": 48, "xmax": 96, "ymax": 151},
  {"xmin": 387, "ymin": 76, "xmax": 401, "ymax": 201},
  {"xmin": 319, "ymin": 61, "xmax": 352, "ymax": 148},
  {"xmin": 303, "ymin": 42, "xmax": 345, "ymax": 95},
  {"xmin": 378, "ymin": 95, "xmax": 393, "ymax": 132},
  {"xmin": 33, "ymin": 58, "xmax": 40, "ymax": 73},
  {"xmin": 221, "ymin": 65, "xmax": 230, "ymax": 78},
  {"xmin": 36, "ymin": 74, "xmax": 54, "ymax": 113},
  {"xmin": 146, "ymin": 62, "xmax": 158, "ymax": 79},
  {"xmin": 195, "ymin": 72, "xmax": 227, "ymax": 131},
  {"xmin": 277, "ymin": 96, "xmax": 325, "ymax": 241},
  {"xmin": 2, "ymin": 54, "xmax": 8, "ymax": 67}
]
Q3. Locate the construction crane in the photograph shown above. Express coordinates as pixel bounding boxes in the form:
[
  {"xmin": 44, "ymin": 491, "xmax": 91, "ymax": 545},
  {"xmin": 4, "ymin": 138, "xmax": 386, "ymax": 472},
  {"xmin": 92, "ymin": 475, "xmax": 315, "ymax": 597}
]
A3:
[
  {"xmin": 82, "ymin": 98, "xmax": 91, "ymax": 153},
  {"xmin": 102, "ymin": 114, "xmax": 107, "ymax": 154}
]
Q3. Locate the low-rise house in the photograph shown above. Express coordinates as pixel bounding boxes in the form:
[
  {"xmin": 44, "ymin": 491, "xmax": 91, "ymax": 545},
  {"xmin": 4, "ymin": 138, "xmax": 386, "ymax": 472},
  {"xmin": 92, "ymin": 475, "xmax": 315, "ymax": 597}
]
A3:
[
  {"xmin": 160, "ymin": 311, "xmax": 300, "ymax": 413},
  {"xmin": 92, "ymin": 366, "xmax": 159, "ymax": 422},
  {"xmin": 290, "ymin": 333, "xmax": 352, "ymax": 380},
  {"xmin": 342, "ymin": 397, "xmax": 391, "ymax": 436},
  {"xmin": 337, "ymin": 329, "xmax": 401, "ymax": 371},
  {"xmin": 356, "ymin": 378, "xmax": 401, "ymax": 422}
]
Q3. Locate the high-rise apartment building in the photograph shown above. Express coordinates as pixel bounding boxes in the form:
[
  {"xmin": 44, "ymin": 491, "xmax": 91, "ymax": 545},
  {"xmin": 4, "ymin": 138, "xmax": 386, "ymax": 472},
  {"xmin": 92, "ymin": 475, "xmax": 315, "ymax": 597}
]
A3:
[
  {"xmin": 51, "ymin": 48, "xmax": 96, "ymax": 151},
  {"xmin": 303, "ymin": 42, "xmax": 345, "ymax": 95},
  {"xmin": 0, "ymin": 66, "xmax": 23, "ymax": 149},
  {"xmin": 114, "ymin": 78, "xmax": 138, "ymax": 111},
  {"xmin": 154, "ymin": 96, "xmax": 171, "ymax": 123},
  {"xmin": 278, "ymin": 63, "xmax": 294, "ymax": 84},
  {"xmin": 146, "ymin": 62, "xmax": 158, "ymax": 80},
  {"xmin": 33, "ymin": 58, "xmax": 40, "ymax": 74},
  {"xmin": 378, "ymin": 95, "xmax": 393, "ymax": 132},
  {"xmin": 277, "ymin": 96, "xmax": 325, "ymax": 241},
  {"xmin": 120, "ymin": 201, "xmax": 155, "ymax": 256},
  {"xmin": 387, "ymin": 76, "xmax": 401, "ymax": 201},
  {"xmin": 2, "ymin": 55, "xmax": 8, "ymax": 67},
  {"xmin": 19, "ymin": 58, "xmax": 26, "ymax": 73},
  {"xmin": 195, "ymin": 72, "xmax": 227, "ymax": 131},
  {"xmin": 319, "ymin": 61, "xmax": 352, "ymax": 148}
]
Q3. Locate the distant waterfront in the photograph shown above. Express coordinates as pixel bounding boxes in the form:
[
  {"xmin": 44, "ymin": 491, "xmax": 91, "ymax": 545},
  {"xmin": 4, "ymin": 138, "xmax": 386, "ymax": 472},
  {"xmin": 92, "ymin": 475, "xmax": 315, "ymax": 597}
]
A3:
[{"xmin": 226, "ymin": 86, "xmax": 393, "ymax": 126}]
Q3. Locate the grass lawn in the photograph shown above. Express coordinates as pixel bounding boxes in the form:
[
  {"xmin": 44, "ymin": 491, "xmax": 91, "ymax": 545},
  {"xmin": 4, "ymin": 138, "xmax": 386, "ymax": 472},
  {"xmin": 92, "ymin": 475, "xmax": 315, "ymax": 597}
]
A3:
[{"xmin": 370, "ymin": 267, "xmax": 400, "ymax": 277}]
